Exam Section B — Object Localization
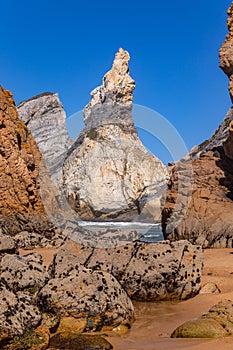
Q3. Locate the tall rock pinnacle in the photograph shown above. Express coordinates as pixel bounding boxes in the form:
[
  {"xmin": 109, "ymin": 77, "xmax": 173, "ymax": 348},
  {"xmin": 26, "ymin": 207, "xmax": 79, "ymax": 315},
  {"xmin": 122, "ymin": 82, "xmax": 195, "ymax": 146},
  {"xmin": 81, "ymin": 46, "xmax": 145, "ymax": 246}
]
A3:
[
  {"xmin": 84, "ymin": 48, "xmax": 136, "ymax": 128},
  {"xmin": 219, "ymin": 3, "xmax": 233, "ymax": 102},
  {"xmin": 62, "ymin": 49, "xmax": 168, "ymax": 221}
]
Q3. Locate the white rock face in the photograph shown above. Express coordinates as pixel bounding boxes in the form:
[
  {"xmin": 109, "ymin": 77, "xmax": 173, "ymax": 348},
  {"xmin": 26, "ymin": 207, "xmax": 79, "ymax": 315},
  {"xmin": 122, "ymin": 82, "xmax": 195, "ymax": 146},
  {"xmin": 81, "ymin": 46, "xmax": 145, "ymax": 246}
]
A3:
[
  {"xmin": 17, "ymin": 92, "xmax": 73, "ymax": 183},
  {"xmin": 62, "ymin": 48, "xmax": 168, "ymax": 221}
]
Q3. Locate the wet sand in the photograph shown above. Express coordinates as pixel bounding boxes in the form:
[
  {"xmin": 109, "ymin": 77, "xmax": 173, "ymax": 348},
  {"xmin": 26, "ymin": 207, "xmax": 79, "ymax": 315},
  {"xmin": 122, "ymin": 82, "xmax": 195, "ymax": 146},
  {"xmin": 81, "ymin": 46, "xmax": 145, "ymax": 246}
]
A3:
[{"xmin": 20, "ymin": 247, "xmax": 233, "ymax": 349}]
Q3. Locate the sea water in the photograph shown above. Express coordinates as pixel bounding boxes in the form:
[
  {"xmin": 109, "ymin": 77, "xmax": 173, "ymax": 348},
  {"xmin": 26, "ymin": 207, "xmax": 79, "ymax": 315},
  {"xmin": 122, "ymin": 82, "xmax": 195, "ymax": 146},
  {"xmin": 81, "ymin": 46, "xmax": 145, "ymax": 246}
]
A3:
[{"xmin": 78, "ymin": 221, "xmax": 164, "ymax": 242}]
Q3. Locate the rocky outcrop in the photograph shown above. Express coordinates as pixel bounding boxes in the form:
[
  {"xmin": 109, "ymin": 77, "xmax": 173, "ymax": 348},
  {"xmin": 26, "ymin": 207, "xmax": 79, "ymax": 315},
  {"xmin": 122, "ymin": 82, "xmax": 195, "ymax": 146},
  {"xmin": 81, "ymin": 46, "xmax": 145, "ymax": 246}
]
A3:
[
  {"xmin": 62, "ymin": 48, "xmax": 168, "ymax": 221},
  {"xmin": 38, "ymin": 266, "xmax": 134, "ymax": 332},
  {"xmin": 188, "ymin": 107, "xmax": 233, "ymax": 159},
  {"xmin": 219, "ymin": 3, "xmax": 233, "ymax": 102},
  {"xmin": 0, "ymin": 239, "xmax": 48, "ymax": 338},
  {"xmin": 162, "ymin": 5, "xmax": 233, "ymax": 248},
  {"xmin": 50, "ymin": 238, "xmax": 203, "ymax": 301},
  {"xmin": 17, "ymin": 92, "xmax": 73, "ymax": 184},
  {"xmin": 0, "ymin": 87, "xmax": 55, "ymax": 237},
  {"xmin": 223, "ymin": 120, "xmax": 233, "ymax": 160},
  {"xmin": 171, "ymin": 300, "xmax": 233, "ymax": 338},
  {"xmin": 162, "ymin": 145, "xmax": 233, "ymax": 247}
]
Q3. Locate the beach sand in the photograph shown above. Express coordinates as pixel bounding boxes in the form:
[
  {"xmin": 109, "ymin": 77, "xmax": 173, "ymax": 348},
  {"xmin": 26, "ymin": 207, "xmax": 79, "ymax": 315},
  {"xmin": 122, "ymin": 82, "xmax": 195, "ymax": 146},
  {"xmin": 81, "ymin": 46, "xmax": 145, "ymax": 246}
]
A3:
[{"xmin": 20, "ymin": 247, "xmax": 233, "ymax": 349}]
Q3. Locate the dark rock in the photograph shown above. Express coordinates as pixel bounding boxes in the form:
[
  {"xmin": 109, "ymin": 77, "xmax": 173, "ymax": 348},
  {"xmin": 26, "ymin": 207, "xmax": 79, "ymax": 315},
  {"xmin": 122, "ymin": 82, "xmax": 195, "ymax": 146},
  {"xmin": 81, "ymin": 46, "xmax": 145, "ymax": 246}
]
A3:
[{"xmin": 49, "ymin": 332, "xmax": 113, "ymax": 350}]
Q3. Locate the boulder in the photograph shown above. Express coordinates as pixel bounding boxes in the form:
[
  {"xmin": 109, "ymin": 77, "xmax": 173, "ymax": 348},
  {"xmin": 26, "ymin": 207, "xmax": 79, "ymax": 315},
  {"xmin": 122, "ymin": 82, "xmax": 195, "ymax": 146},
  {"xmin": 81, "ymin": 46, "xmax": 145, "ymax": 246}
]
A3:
[
  {"xmin": 200, "ymin": 282, "xmax": 221, "ymax": 294},
  {"xmin": 171, "ymin": 300, "xmax": 233, "ymax": 338},
  {"xmin": 50, "ymin": 238, "xmax": 203, "ymax": 301},
  {"xmin": 0, "ymin": 286, "xmax": 41, "ymax": 336},
  {"xmin": 38, "ymin": 265, "xmax": 134, "ymax": 332},
  {"xmin": 0, "ymin": 233, "xmax": 17, "ymax": 256},
  {"xmin": 49, "ymin": 332, "xmax": 113, "ymax": 350}
]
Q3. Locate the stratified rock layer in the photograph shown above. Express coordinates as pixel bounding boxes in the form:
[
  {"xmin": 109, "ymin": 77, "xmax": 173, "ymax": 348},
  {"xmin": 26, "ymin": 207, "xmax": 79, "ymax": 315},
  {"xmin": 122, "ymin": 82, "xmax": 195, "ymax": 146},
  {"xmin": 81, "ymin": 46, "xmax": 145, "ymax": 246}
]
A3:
[
  {"xmin": 17, "ymin": 92, "xmax": 73, "ymax": 183},
  {"xmin": 219, "ymin": 3, "xmax": 233, "ymax": 102},
  {"xmin": 0, "ymin": 87, "xmax": 53, "ymax": 236},
  {"xmin": 49, "ymin": 238, "xmax": 203, "ymax": 301},
  {"xmin": 62, "ymin": 49, "xmax": 168, "ymax": 221}
]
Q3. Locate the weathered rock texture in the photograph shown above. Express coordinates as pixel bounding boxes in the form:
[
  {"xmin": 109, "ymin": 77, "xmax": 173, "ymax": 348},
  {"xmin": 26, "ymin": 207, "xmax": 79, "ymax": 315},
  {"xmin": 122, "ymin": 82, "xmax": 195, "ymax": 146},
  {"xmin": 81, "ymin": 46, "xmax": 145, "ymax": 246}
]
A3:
[
  {"xmin": 49, "ymin": 333, "xmax": 113, "ymax": 350},
  {"xmin": 223, "ymin": 119, "xmax": 233, "ymax": 160},
  {"xmin": 219, "ymin": 3, "xmax": 233, "ymax": 102},
  {"xmin": 17, "ymin": 92, "xmax": 73, "ymax": 184},
  {"xmin": 0, "ymin": 87, "xmax": 54, "ymax": 236},
  {"xmin": 162, "ymin": 146, "xmax": 233, "ymax": 248},
  {"xmin": 171, "ymin": 300, "xmax": 233, "ymax": 338},
  {"xmin": 162, "ymin": 3, "xmax": 233, "ymax": 248},
  {"xmin": 0, "ymin": 239, "xmax": 48, "ymax": 337},
  {"xmin": 188, "ymin": 107, "xmax": 233, "ymax": 159},
  {"xmin": 38, "ymin": 266, "xmax": 134, "ymax": 332},
  {"xmin": 49, "ymin": 238, "xmax": 203, "ymax": 301},
  {"xmin": 62, "ymin": 48, "xmax": 168, "ymax": 221}
]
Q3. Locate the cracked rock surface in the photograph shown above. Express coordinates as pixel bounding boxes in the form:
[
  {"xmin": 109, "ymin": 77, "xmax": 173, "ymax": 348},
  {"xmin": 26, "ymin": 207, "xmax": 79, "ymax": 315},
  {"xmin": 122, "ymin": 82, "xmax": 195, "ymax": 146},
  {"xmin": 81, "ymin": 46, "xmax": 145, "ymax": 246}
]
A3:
[{"xmin": 50, "ymin": 238, "xmax": 203, "ymax": 301}]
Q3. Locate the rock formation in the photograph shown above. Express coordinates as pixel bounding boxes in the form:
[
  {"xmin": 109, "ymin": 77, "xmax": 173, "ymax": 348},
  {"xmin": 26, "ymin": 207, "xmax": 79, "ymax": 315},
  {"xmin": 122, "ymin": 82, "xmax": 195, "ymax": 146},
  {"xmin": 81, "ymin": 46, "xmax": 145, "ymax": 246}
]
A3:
[
  {"xmin": 62, "ymin": 48, "xmax": 168, "ymax": 221},
  {"xmin": 223, "ymin": 119, "xmax": 233, "ymax": 160},
  {"xmin": 162, "ymin": 5, "xmax": 233, "ymax": 248},
  {"xmin": 0, "ymin": 87, "xmax": 55, "ymax": 237},
  {"xmin": 162, "ymin": 147, "xmax": 233, "ymax": 247},
  {"xmin": 38, "ymin": 266, "xmax": 134, "ymax": 332},
  {"xmin": 187, "ymin": 107, "xmax": 233, "ymax": 159},
  {"xmin": 219, "ymin": 3, "xmax": 233, "ymax": 102},
  {"xmin": 49, "ymin": 333, "xmax": 113, "ymax": 350},
  {"xmin": 171, "ymin": 300, "xmax": 233, "ymax": 338},
  {"xmin": 50, "ymin": 238, "xmax": 203, "ymax": 301},
  {"xmin": 17, "ymin": 92, "xmax": 73, "ymax": 184}
]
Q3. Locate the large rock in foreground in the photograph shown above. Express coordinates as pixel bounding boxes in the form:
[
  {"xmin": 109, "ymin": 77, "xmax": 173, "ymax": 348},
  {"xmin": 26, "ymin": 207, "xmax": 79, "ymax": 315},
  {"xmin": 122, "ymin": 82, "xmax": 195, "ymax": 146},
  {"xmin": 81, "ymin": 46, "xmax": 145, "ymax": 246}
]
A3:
[
  {"xmin": 62, "ymin": 48, "xmax": 168, "ymax": 221},
  {"xmin": 38, "ymin": 266, "xmax": 134, "ymax": 332},
  {"xmin": 50, "ymin": 238, "xmax": 203, "ymax": 301},
  {"xmin": 171, "ymin": 300, "xmax": 233, "ymax": 338}
]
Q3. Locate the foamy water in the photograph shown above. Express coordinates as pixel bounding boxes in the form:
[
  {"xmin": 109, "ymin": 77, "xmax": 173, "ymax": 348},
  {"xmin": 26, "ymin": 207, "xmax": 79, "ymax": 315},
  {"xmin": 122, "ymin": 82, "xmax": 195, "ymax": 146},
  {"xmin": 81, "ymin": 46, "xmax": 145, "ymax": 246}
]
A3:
[{"xmin": 78, "ymin": 221, "xmax": 164, "ymax": 242}]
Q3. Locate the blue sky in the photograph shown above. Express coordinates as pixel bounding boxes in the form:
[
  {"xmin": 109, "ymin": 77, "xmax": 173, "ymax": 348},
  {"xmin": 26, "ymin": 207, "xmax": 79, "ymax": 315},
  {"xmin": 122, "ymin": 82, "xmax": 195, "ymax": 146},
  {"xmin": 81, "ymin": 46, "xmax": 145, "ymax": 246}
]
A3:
[{"xmin": 1, "ymin": 0, "xmax": 231, "ymax": 163}]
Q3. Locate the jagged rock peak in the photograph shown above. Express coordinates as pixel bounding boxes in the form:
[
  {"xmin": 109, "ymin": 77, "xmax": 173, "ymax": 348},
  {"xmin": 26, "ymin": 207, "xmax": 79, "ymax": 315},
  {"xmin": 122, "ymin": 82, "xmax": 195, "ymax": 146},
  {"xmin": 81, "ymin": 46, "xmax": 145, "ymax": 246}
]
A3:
[
  {"xmin": 219, "ymin": 2, "xmax": 233, "ymax": 102},
  {"xmin": 84, "ymin": 48, "xmax": 136, "ymax": 128}
]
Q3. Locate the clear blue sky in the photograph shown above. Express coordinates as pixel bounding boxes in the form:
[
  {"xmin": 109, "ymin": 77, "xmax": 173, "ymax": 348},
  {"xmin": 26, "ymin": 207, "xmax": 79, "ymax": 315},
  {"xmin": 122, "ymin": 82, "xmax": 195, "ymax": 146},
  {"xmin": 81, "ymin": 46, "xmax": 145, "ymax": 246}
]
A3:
[{"xmin": 1, "ymin": 0, "xmax": 231, "ymax": 163}]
